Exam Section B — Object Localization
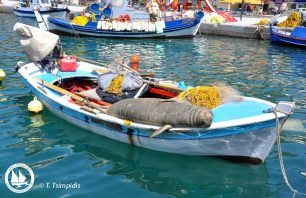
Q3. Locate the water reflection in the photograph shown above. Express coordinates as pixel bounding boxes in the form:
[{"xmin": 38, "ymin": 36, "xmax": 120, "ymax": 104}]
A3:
[
  {"xmin": 8, "ymin": 113, "xmax": 270, "ymax": 197},
  {"xmin": 0, "ymin": 13, "xmax": 305, "ymax": 197}
]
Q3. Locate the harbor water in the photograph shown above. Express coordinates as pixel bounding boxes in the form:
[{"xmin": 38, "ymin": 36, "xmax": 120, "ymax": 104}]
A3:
[{"xmin": 0, "ymin": 13, "xmax": 305, "ymax": 197}]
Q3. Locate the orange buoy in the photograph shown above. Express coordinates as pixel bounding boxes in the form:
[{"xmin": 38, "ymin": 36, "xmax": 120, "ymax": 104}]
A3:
[{"xmin": 129, "ymin": 54, "xmax": 140, "ymax": 72}]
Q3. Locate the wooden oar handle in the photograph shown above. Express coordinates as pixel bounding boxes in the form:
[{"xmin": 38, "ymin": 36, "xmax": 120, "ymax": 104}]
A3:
[{"xmin": 142, "ymin": 79, "xmax": 183, "ymax": 93}]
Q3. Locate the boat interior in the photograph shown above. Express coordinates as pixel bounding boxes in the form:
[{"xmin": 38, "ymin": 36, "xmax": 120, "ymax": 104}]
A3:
[
  {"xmin": 52, "ymin": 76, "xmax": 178, "ymax": 107},
  {"xmin": 34, "ymin": 68, "xmax": 274, "ymax": 123}
]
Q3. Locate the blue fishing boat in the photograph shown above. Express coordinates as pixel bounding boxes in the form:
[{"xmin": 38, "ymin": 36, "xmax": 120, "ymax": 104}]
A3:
[
  {"xmin": 35, "ymin": 8, "xmax": 204, "ymax": 38},
  {"xmin": 14, "ymin": 0, "xmax": 69, "ymax": 18},
  {"xmin": 270, "ymin": 25, "xmax": 306, "ymax": 47},
  {"xmin": 14, "ymin": 23, "xmax": 295, "ymax": 163}
]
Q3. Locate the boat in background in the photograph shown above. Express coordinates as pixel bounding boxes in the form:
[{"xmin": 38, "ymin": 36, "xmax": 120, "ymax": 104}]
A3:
[
  {"xmin": 14, "ymin": 0, "xmax": 69, "ymax": 18},
  {"xmin": 35, "ymin": 10, "xmax": 204, "ymax": 38},
  {"xmin": 34, "ymin": 0, "xmax": 204, "ymax": 38},
  {"xmin": 270, "ymin": 25, "xmax": 306, "ymax": 47}
]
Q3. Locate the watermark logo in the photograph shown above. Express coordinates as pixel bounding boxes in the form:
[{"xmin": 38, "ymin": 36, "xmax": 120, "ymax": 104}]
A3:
[{"xmin": 5, "ymin": 163, "xmax": 34, "ymax": 193}]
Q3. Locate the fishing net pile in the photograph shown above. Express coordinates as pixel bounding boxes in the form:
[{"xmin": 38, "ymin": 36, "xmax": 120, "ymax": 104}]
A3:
[
  {"xmin": 277, "ymin": 12, "xmax": 302, "ymax": 28},
  {"xmin": 203, "ymin": 11, "xmax": 237, "ymax": 23},
  {"xmin": 97, "ymin": 57, "xmax": 143, "ymax": 98},
  {"xmin": 178, "ymin": 84, "xmax": 241, "ymax": 110},
  {"xmin": 255, "ymin": 18, "xmax": 269, "ymax": 25},
  {"xmin": 71, "ymin": 15, "xmax": 89, "ymax": 26},
  {"xmin": 107, "ymin": 75, "xmax": 125, "ymax": 96}
]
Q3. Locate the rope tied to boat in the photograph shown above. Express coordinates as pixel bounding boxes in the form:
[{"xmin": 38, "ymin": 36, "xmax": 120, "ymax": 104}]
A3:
[{"xmin": 273, "ymin": 109, "xmax": 306, "ymax": 196}]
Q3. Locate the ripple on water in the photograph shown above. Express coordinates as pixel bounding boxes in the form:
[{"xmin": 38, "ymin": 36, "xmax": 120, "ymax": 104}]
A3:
[{"xmin": 0, "ymin": 13, "xmax": 305, "ymax": 197}]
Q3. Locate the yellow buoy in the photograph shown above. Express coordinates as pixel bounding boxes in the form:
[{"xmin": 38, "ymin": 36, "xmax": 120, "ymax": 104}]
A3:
[
  {"xmin": 0, "ymin": 69, "xmax": 6, "ymax": 82},
  {"xmin": 28, "ymin": 97, "xmax": 43, "ymax": 113}
]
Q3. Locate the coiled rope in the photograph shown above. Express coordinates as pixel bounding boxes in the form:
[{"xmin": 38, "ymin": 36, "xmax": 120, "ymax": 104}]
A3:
[{"xmin": 273, "ymin": 110, "xmax": 306, "ymax": 196}]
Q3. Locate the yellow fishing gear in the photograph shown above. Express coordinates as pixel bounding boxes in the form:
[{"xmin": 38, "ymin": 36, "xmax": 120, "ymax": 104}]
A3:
[
  {"xmin": 255, "ymin": 18, "xmax": 269, "ymax": 25},
  {"xmin": 71, "ymin": 16, "xmax": 89, "ymax": 26},
  {"xmin": 178, "ymin": 86, "xmax": 221, "ymax": 110},
  {"xmin": 278, "ymin": 12, "xmax": 302, "ymax": 28},
  {"xmin": 0, "ymin": 69, "xmax": 6, "ymax": 82},
  {"xmin": 107, "ymin": 75, "xmax": 124, "ymax": 96}
]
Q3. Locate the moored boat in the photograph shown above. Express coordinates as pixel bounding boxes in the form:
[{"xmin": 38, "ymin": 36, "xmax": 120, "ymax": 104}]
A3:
[
  {"xmin": 14, "ymin": 23, "xmax": 295, "ymax": 163},
  {"xmin": 34, "ymin": 2, "xmax": 204, "ymax": 38},
  {"xmin": 14, "ymin": 0, "xmax": 69, "ymax": 18},
  {"xmin": 270, "ymin": 25, "xmax": 306, "ymax": 47}
]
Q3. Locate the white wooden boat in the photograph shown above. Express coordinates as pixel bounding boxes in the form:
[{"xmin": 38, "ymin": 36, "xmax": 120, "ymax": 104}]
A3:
[
  {"xmin": 14, "ymin": 0, "xmax": 69, "ymax": 18},
  {"xmin": 14, "ymin": 23, "xmax": 295, "ymax": 163}
]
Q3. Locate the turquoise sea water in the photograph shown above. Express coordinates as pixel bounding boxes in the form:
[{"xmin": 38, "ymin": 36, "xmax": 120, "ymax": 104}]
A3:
[{"xmin": 0, "ymin": 13, "xmax": 305, "ymax": 197}]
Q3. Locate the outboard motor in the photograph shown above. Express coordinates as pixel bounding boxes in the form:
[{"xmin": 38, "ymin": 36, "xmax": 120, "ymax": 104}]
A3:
[{"xmin": 13, "ymin": 22, "xmax": 63, "ymax": 72}]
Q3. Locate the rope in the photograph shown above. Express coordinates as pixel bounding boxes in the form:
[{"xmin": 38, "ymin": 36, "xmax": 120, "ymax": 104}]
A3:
[
  {"xmin": 273, "ymin": 110, "xmax": 306, "ymax": 196},
  {"xmin": 250, "ymin": 25, "xmax": 264, "ymax": 40},
  {"xmin": 68, "ymin": 23, "xmax": 81, "ymax": 40}
]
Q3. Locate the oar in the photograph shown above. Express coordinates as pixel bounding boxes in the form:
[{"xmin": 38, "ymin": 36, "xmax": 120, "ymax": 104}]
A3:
[
  {"xmin": 93, "ymin": 67, "xmax": 155, "ymax": 78},
  {"xmin": 108, "ymin": 60, "xmax": 184, "ymax": 93},
  {"xmin": 142, "ymin": 79, "xmax": 183, "ymax": 93},
  {"xmin": 78, "ymin": 57, "xmax": 182, "ymax": 93},
  {"xmin": 35, "ymin": 78, "xmax": 108, "ymax": 113},
  {"xmin": 78, "ymin": 57, "xmax": 136, "ymax": 74},
  {"xmin": 78, "ymin": 57, "xmax": 109, "ymax": 67}
]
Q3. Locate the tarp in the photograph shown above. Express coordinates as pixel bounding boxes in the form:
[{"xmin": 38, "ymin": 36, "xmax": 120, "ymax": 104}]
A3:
[
  {"xmin": 291, "ymin": 27, "xmax": 306, "ymax": 39},
  {"xmin": 221, "ymin": 0, "xmax": 262, "ymax": 4},
  {"xmin": 217, "ymin": 11, "xmax": 237, "ymax": 22},
  {"xmin": 13, "ymin": 23, "xmax": 59, "ymax": 62}
]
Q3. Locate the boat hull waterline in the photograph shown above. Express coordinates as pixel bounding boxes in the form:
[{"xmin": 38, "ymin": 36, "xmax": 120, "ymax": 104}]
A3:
[
  {"xmin": 18, "ymin": 62, "xmax": 290, "ymax": 163},
  {"xmin": 14, "ymin": 7, "xmax": 69, "ymax": 18},
  {"xmin": 39, "ymin": 12, "xmax": 204, "ymax": 38}
]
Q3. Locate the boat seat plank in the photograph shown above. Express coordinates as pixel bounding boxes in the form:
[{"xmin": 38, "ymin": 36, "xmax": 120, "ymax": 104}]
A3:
[{"xmin": 36, "ymin": 71, "xmax": 96, "ymax": 83}]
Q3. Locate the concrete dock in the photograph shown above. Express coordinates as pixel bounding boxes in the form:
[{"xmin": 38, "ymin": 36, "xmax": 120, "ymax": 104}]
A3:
[{"xmin": 199, "ymin": 17, "xmax": 271, "ymax": 40}]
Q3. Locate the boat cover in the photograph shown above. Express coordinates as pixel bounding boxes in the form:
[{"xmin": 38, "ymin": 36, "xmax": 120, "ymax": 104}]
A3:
[
  {"xmin": 13, "ymin": 22, "xmax": 59, "ymax": 62},
  {"xmin": 290, "ymin": 27, "xmax": 306, "ymax": 39}
]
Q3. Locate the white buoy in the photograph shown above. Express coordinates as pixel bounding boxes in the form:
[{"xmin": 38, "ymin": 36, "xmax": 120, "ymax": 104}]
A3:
[
  {"xmin": 0, "ymin": 69, "xmax": 6, "ymax": 82},
  {"xmin": 28, "ymin": 97, "xmax": 43, "ymax": 113}
]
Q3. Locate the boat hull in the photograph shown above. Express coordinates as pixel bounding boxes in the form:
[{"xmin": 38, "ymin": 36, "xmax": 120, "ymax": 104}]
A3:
[
  {"xmin": 43, "ymin": 99, "xmax": 283, "ymax": 163},
  {"xmin": 270, "ymin": 26, "xmax": 306, "ymax": 47},
  {"xmin": 14, "ymin": 7, "xmax": 68, "ymax": 18},
  {"xmin": 18, "ymin": 62, "xmax": 289, "ymax": 163},
  {"xmin": 42, "ymin": 14, "xmax": 203, "ymax": 38}
]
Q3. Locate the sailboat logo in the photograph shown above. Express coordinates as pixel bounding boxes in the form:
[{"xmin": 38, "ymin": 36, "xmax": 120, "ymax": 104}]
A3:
[
  {"xmin": 5, "ymin": 163, "xmax": 35, "ymax": 193},
  {"xmin": 10, "ymin": 170, "xmax": 29, "ymax": 188}
]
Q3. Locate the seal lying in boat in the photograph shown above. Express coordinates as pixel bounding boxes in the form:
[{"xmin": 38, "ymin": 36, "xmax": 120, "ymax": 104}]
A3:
[{"xmin": 107, "ymin": 98, "xmax": 213, "ymax": 127}]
